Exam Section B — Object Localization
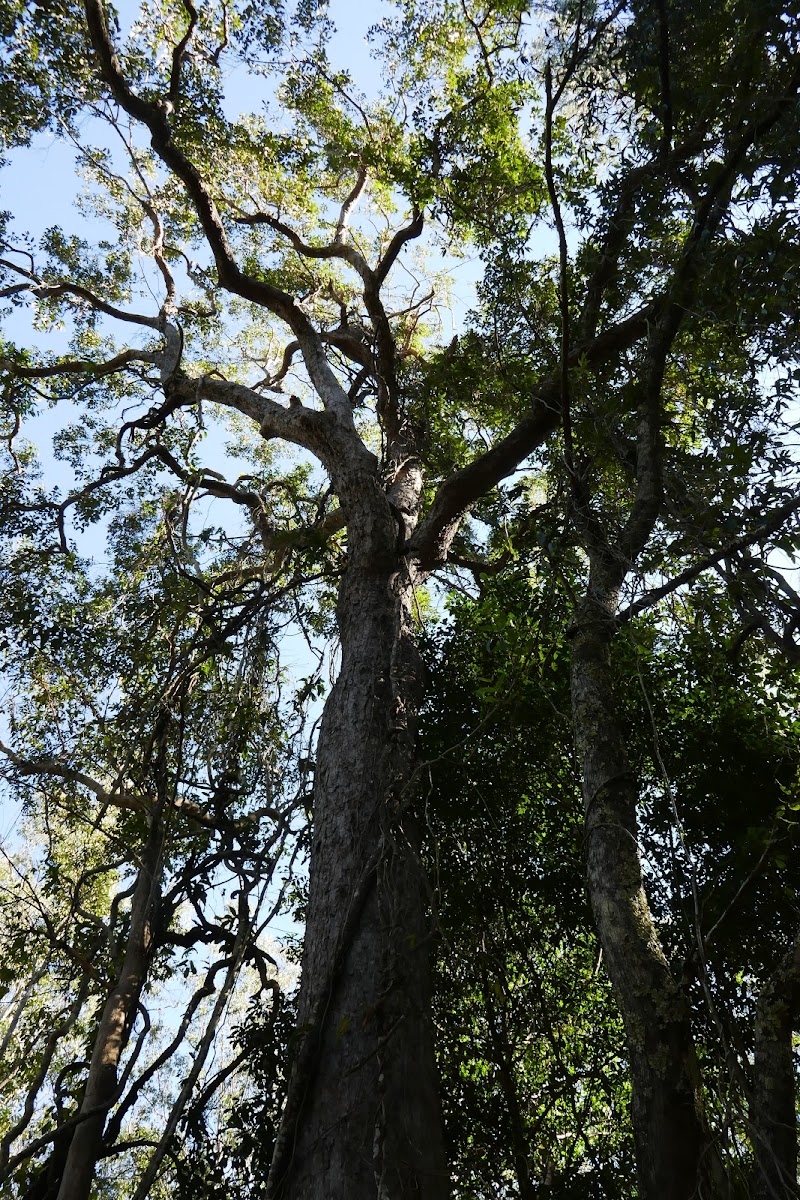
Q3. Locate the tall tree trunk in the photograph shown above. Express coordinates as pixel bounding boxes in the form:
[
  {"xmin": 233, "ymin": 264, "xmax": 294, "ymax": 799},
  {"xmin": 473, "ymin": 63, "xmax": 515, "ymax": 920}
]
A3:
[
  {"xmin": 751, "ymin": 933, "xmax": 800, "ymax": 1199},
  {"xmin": 269, "ymin": 479, "xmax": 448, "ymax": 1200},
  {"xmin": 570, "ymin": 593, "xmax": 709, "ymax": 1200},
  {"xmin": 56, "ymin": 811, "xmax": 164, "ymax": 1200}
]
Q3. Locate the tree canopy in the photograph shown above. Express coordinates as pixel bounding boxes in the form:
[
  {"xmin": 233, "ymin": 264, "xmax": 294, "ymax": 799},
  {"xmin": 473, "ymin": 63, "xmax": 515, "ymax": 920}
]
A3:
[{"xmin": 1, "ymin": 0, "xmax": 799, "ymax": 1197}]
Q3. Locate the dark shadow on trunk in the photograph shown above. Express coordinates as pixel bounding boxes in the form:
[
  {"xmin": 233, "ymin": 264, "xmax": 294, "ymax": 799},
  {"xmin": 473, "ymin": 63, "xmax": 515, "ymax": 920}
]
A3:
[{"xmin": 268, "ymin": 494, "xmax": 448, "ymax": 1200}]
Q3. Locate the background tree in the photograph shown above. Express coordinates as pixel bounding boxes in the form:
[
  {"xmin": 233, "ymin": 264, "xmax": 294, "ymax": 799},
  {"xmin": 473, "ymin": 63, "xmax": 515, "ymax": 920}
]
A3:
[
  {"xmin": 0, "ymin": 0, "xmax": 799, "ymax": 1197},
  {"xmin": 421, "ymin": 563, "xmax": 800, "ymax": 1198},
  {"xmin": 0, "ymin": 474, "xmax": 309, "ymax": 1199}
]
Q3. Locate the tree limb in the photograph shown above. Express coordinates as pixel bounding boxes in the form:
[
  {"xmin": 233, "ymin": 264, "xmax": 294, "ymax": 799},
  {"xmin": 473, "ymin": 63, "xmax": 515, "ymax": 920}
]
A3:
[
  {"xmin": 409, "ymin": 305, "xmax": 654, "ymax": 567},
  {"xmin": 83, "ymin": 0, "xmax": 355, "ymax": 423}
]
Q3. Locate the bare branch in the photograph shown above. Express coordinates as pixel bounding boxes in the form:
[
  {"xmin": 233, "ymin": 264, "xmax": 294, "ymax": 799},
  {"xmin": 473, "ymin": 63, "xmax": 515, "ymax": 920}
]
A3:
[
  {"xmin": 168, "ymin": 0, "xmax": 199, "ymax": 112},
  {"xmin": 0, "ymin": 739, "xmax": 268, "ymax": 831},
  {"xmin": 335, "ymin": 164, "xmax": 368, "ymax": 242},
  {"xmin": 0, "ymin": 976, "xmax": 93, "ymax": 1174},
  {"xmin": 1, "ymin": 349, "xmax": 160, "ymax": 380},
  {"xmin": 231, "ymin": 197, "xmax": 423, "ymax": 449},
  {"xmin": 0, "ymin": 257, "xmax": 162, "ymax": 329},
  {"xmin": 374, "ymin": 209, "xmax": 424, "ymax": 287},
  {"xmin": 544, "ymin": 59, "xmax": 574, "ymax": 485},
  {"xmin": 0, "ymin": 740, "xmax": 144, "ymax": 809},
  {"xmin": 207, "ymin": 0, "xmax": 229, "ymax": 67},
  {"xmin": 233, "ymin": 209, "xmax": 366, "ymax": 273},
  {"xmin": 655, "ymin": 0, "xmax": 673, "ymax": 156},
  {"xmin": 409, "ymin": 305, "xmax": 655, "ymax": 568},
  {"xmin": 616, "ymin": 494, "xmax": 800, "ymax": 624},
  {"xmin": 83, "ymin": 0, "xmax": 355, "ymax": 422},
  {"xmin": 129, "ymin": 890, "xmax": 255, "ymax": 1200}
]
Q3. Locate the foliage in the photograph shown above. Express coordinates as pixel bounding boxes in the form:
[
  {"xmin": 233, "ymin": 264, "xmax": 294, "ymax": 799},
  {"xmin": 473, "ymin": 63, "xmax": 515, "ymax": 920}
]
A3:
[
  {"xmin": 0, "ymin": 0, "xmax": 799, "ymax": 1196},
  {"xmin": 422, "ymin": 565, "xmax": 800, "ymax": 1195},
  {"xmin": 423, "ymin": 572, "xmax": 637, "ymax": 1197}
]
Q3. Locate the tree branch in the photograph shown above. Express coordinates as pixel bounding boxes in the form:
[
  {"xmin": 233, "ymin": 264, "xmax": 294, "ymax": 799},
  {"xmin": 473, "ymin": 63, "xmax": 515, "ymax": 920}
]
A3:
[
  {"xmin": 409, "ymin": 305, "xmax": 654, "ymax": 568},
  {"xmin": 168, "ymin": 0, "xmax": 199, "ymax": 113},
  {"xmin": 335, "ymin": 163, "xmax": 368, "ymax": 241},
  {"xmin": 83, "ymin": 0, "xmax": 354, "ymax": 423},
  {"xmin": 544, "ymin": 58, "xmax": 574, "ymax": 485},
  {"xmin": 374, "ymin": 208, "xmax": 424, "ymax": 287},
  {"xmin": 616, "ymin": 494, "xmax": 800, "ymax": 624},
  {"xmin": 0, "ymin": 739, "xmax": 269, "ymax": 831},
  {"xmin": 1, "ymin": 349, "xmax": 160, "ymax": 380},
  {"xmin": 0, "ymin": 257, "xmax": 163, "ymax": 329},
  {"xmin": 231, "ymin": 200, "xmax": 423, "ymax": 450}
]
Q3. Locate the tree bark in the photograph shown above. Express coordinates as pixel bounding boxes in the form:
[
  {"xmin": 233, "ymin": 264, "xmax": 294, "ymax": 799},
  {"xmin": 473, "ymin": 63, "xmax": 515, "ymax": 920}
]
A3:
[
  {"xmin": 570, "ymin": 593, "xmax": 709, "ymax": 1200},
  {"xmin": 751, "ymin": 933, "xmax": 800, "ymax": 1199},
  {"xmin": 56, "ymin": 811, "xmax": 164, "ymax": 1200},
  {"xmin": 269, "ymin": 472, "xmax": 448, "ymax": 1200}
]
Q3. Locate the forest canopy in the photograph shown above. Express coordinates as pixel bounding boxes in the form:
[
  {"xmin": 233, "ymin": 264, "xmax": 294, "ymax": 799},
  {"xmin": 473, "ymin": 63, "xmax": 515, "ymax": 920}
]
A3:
[{"xmin": 1, "ymin": 0, "xmax": 799, "ymax": 1198}]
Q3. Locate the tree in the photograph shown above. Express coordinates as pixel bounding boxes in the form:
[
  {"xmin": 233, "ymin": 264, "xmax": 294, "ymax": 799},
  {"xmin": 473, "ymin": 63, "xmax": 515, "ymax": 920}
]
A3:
[
  {"xmin": 421, "ymin": 565, "xmax": 800, "ymax": 1198},
  {"xmin": 1, "ymin": 0, "xmax": 799, "ymax": 1197},
  {"xmin": 421, "ymin": 571, "xmax": 637, "ymax": 1199},
  {"xmin": 0, "ymin": 484, "xmax": 304, "ymax": 1199}
]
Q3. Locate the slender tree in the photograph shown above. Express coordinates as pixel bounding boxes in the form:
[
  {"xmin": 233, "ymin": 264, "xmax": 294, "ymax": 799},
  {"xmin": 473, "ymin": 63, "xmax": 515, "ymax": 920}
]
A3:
[{"xmin": 0, "ymin": 479, "xmax": 303, "ymax": 1197}]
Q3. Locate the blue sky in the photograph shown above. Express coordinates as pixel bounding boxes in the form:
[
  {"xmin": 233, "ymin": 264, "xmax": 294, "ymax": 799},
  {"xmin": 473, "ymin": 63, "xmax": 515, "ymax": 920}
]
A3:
[
  {"xmin": 0, "ymin": 0, "xmax": 481, "ymax": 507},
  {"xmin": 1, "ymin": 0, "xmax": 380, "ymax": 245},
  {"xmin": 0, "ymin": 0, "xmax": 466, "ymax": 754}
]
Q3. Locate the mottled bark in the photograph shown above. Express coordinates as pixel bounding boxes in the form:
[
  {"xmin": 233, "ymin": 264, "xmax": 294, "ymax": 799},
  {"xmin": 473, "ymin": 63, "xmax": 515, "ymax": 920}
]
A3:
[
  {"xmin": 751, "ymin": 933, "xmax": 800, "ymax": 1199},
  {"xmin": 269, "ymin": 470, "xmax": 448, "ymax": 1200},
  {"xmin": 56, "ymin": 812, "xmax": 164, "ymax": 1200},
  {"xmin": 570, "ymin": 594, "xmax": 708, "ymax": 1200}
]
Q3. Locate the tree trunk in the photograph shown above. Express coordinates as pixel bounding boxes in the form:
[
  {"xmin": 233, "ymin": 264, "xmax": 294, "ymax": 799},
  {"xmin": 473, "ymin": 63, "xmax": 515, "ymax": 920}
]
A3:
[
  {"xmin": 751, "ymin": 933, "xmax": 800, "ymax": 1199},
  {"xmin": 269, "ymin": 478, "xmax": 448, "ymax": 1200},
  {"xmin": 56, "ymin": 812, "xmax": 164, "ymax": 1200},
  {"xmin": 570, "ymin": 594, "xmax": 709, "ymax": 1200}
]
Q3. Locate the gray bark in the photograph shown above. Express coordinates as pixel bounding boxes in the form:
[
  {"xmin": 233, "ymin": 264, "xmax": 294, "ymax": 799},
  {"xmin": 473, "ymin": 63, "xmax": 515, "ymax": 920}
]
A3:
[
  {"xmin": 56, "ymin": 812, "xmax": 164, "ymax": 1200},
  {"xmin": 268, "ymin": 468, "xmax": 448, "ymax": 1200},
  {"xmin": 570, "ymin": 592, "xmax": 709, "ymax": 1200}
]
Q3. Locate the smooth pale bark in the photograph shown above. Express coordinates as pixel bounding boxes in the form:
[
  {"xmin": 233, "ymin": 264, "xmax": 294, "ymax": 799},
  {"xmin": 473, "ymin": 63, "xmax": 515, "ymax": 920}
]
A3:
[
  {"xmin": 751, "ymin": 934, "xmax": 800, "ymax": 1199},
  {"xmin": 570, "ymin": 595, "xmax": 708, "ymax": 1200},
  {"xmin": 268, "ymin": 470, "xmax": 448, "ymax": 1200},
  {"xmin": 56, "ymin": 813, "xmax": 164, "ymax": 1200}
]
